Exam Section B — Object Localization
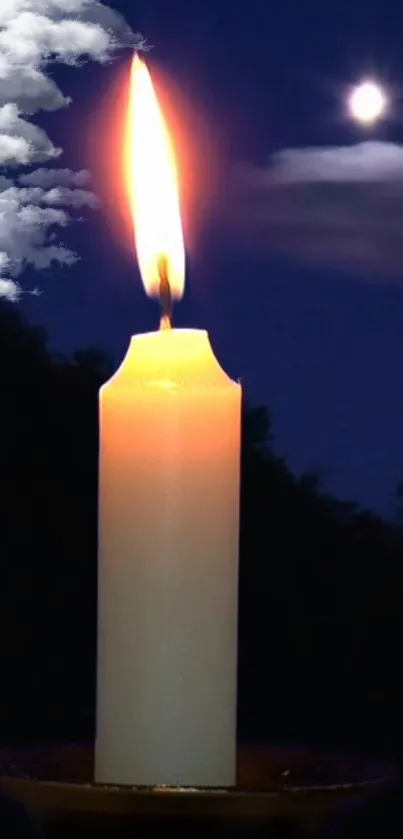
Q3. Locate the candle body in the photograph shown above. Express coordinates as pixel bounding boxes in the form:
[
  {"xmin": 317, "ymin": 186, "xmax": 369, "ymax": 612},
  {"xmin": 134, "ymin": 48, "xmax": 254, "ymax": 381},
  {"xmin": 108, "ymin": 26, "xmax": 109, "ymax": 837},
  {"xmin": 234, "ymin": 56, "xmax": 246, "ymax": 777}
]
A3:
[{"xmin": 96, "ymin": 329, "xmax": 241, "ymax": 786}]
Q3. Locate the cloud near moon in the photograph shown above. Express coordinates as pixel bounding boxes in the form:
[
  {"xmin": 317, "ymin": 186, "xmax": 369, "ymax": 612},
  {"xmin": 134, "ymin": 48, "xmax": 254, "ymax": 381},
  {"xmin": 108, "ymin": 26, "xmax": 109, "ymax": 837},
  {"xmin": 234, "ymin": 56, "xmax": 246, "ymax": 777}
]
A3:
[{"xmin": 226, "ymin": 142, "xmax": 403, "ymax": 281}]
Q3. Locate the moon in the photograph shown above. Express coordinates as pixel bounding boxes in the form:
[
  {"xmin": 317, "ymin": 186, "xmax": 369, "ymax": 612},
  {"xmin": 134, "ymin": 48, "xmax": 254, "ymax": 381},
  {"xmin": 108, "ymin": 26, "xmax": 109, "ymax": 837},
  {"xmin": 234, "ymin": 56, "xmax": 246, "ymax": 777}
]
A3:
[{"xmin": 348, "ymin": 80, "xmax": 387, "ymax": 125}]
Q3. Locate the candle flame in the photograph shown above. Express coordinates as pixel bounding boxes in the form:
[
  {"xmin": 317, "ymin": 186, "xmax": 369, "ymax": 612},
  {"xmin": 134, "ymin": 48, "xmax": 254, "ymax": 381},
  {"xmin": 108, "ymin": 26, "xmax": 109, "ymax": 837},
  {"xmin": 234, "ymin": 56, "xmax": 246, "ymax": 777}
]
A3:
[{"xmin": 127, "ymin": 53, "xmax": 185, "ymax": 300}]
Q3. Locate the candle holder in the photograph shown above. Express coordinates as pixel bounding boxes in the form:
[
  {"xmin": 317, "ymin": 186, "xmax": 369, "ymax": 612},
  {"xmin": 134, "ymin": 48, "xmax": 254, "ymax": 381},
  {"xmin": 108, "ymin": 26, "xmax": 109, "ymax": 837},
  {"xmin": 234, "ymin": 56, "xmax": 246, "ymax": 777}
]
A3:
[{"xmin": 0, "ymin": 742, "xmax": 396, "ymax": 838}]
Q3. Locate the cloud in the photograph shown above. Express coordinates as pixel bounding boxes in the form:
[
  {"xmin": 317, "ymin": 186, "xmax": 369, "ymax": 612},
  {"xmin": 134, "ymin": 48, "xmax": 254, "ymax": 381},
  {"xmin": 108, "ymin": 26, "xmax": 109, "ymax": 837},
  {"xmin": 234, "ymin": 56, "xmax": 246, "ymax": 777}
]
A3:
[
  {"xmin": 0, "ymin": 0, "xmax": 147, "ymax": 300},
  {"xmin": 0, "ymin": 174, "xmax": 13, "ymax": 189},
  {"xmin": 0, "ymin": 103, "xmax": 62, "ymax": 165},
  {"xmin": 2, "ymin": 184, "xmax": 101, "ymax": 208},
  {"xmin": 229, "ymin": 142, "xmax": 403, "ymax": 280},
  {"xmin": 0, "ymin": 253, "xmax": 21, "ymax": 301},
  {"xmin": 18, "ymin": 167, "xmax": 91, "ymax": 187}
]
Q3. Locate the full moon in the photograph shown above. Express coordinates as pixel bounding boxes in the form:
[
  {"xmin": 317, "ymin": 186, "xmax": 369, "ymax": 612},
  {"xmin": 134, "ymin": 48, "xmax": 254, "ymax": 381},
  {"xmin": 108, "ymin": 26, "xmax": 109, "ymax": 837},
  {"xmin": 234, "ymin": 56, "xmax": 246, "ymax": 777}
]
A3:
[{"xmin": 348, "ymin": 80, "xmax": 387, "ymax": 125}]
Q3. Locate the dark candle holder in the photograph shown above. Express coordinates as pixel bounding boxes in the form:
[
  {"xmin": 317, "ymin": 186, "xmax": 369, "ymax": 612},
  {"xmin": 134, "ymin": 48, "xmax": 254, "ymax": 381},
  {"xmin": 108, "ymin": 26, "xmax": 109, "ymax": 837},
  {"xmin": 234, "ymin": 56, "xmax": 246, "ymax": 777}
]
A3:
[{"xmin": 0, "ymin": 742, "xmax": 397, "ymax": 838}]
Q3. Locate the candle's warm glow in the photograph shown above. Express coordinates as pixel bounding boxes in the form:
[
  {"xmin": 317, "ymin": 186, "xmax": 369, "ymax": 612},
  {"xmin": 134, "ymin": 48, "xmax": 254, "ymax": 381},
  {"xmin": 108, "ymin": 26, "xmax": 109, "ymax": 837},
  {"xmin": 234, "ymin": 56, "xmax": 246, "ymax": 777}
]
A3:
[
  {"xmin": 127, "ymin": 53, "xmax": 185, "ymax": 299},
  {"xmin": 97, "ymin": 53, "xmax": 241, "ymax": 787},
  {"xmin": 97, "ymin": 329, "xmax": 241, "ymax": 786}
]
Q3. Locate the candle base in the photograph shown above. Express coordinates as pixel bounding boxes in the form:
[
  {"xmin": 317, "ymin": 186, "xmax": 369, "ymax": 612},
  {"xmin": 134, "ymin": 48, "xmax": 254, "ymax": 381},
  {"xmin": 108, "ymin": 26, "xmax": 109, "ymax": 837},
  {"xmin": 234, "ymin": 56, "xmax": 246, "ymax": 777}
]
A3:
[{"xmin": 0, "ymin": 743, "xmax": 396, "ymax": 838}]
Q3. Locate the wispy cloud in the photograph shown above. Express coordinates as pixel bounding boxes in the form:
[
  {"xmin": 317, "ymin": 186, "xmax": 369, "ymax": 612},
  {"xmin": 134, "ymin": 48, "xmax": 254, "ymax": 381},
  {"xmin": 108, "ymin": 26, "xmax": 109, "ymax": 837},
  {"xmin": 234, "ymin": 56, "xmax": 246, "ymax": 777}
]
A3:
[
  {"xmin": 229, "ymin": 142, "xmax": 403, "ymax": 280},
  {"xmin": 0, "ymin": 103, "xmax": 62, "ymax": 166},
  {"xmin": 0, "ymin": 0, "xmax": 147, "ymax": 300},
  {"xmin": 18, "ymin": 167, "xmax": 92, "ymax": 188}
]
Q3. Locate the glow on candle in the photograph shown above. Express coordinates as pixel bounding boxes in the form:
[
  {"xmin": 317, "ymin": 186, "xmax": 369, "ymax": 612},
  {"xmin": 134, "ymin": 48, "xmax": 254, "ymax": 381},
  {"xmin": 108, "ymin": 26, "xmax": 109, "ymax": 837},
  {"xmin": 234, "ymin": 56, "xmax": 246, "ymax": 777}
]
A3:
[{"xmin": 95, "ymin": 53, "xmax": 241, "ymax": 788}]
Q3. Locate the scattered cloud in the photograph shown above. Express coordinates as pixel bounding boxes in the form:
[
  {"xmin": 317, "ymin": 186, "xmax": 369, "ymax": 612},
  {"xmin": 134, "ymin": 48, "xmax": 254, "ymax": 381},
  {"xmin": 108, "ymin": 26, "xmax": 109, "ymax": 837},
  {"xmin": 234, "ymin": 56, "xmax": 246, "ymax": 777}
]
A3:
[
  {"xmin": 2, "ymin": 184, "xmax": 101, "ymax": 208},
  {"xmin": 18, "ymin": 167, "xmax": 91, "ymax": 188},
  {"xmin": 229, "ymin": 142, "xmax": 403, "ymax": 280},
  {"xmin": 0, "ymin": 103, "xmax": 62, "ymax": 166},
  {"xmin": 0, "ymin": 0, "xmax": 147, "ymax": 301}
]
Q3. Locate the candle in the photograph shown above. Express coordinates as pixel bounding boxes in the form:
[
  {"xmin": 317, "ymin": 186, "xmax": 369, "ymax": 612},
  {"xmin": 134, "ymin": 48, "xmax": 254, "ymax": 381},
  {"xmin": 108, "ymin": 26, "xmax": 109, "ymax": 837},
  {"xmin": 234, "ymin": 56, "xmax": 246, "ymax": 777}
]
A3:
[{"xmin": 95, "ymin": 55, "xmax": 241, "ymax": 787}]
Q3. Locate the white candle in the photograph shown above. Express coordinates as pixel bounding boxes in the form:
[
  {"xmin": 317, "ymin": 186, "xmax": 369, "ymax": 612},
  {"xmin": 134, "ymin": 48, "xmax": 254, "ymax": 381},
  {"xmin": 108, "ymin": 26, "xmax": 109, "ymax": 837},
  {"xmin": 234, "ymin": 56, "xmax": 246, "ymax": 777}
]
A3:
[
  {"xmin": 96, "ymin": 327, "xmax": 241, "ymax": 786},
  {"xmin": 95, "ymin": 53, "xmax": 241, "ymax": 786}
]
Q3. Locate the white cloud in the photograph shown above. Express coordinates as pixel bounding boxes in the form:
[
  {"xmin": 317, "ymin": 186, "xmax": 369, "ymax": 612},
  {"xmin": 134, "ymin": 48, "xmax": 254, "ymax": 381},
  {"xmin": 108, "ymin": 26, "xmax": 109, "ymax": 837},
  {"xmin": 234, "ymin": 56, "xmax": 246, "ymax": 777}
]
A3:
[
  {"xmin": 254, "ymin": 142, "xmax": 403, "ymax": 184},
  {"xmin": 1, "ymin": 184, "xmax": 101, "ymax": 208},
  {"xmin": 0, "ymin": 0, "xmax": 146, "ymax": 300},
  {"xmin": 230, "ymin": 142, "xmax": 403, "ymax": 279},
  {"xmin": 0, "ymin": 252, "xmax": 20, "ymax": 300},
  {"xmin": 0, "ymin": 103, "xmax": 62, "ymax": 165},
  {"xmin": 1, "ymin": 193, "xmax": 76, "ymax": 276},
  {"xmin": 19, "ymin": 167, "xmax": 91, "ymax": 187},
  {"xmin": 1, "ymin": 12, "xmax": 116, "ymax": 67},
  {"xmin": 0, "ymin": 64, "xmax": 72, "ymax": 112},
  {"xmin": 0, "ymin": 278, "xmax": 21, "ymax": 301}
]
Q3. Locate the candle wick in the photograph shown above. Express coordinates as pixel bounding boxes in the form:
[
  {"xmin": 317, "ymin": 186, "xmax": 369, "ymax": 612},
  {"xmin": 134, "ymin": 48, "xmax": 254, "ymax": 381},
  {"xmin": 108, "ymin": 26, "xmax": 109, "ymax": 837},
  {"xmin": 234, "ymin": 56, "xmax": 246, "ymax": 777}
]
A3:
[{"xmin": 158, "ymin": 255, "xmax": 172, "ymax": 331}]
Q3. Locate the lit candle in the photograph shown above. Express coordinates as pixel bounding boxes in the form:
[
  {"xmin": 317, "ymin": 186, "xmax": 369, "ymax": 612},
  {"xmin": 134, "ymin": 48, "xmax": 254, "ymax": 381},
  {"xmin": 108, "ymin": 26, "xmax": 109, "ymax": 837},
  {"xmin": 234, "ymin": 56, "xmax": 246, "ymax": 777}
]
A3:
[{"xmin": 95, "ymin": 55, "xmax": 241, "ymax": 787}]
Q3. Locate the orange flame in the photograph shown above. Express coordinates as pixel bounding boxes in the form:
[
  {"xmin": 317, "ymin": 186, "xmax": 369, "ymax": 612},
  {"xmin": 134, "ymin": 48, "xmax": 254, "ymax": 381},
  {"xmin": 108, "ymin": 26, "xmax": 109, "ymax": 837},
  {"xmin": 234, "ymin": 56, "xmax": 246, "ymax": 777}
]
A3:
[{"xmin": 126, "ymin": 53, "xmax": 185, "ymax": 300}]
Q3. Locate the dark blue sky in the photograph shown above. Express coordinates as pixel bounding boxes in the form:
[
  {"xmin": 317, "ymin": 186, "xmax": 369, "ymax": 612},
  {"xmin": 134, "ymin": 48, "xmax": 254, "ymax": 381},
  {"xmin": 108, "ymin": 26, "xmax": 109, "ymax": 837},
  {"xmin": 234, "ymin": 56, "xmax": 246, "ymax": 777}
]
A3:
[{"xmin": 19, "ymin": 0, "xmax": 403, "ymax": 515}]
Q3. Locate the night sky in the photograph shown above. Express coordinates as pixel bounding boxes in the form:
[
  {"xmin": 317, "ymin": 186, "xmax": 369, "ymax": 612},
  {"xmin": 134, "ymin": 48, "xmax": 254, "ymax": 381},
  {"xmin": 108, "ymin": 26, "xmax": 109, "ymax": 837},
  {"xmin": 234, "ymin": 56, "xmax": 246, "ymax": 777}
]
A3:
[{"xmin": 5, "ymin": 0, "xmax": 403, "ymax": 515}]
